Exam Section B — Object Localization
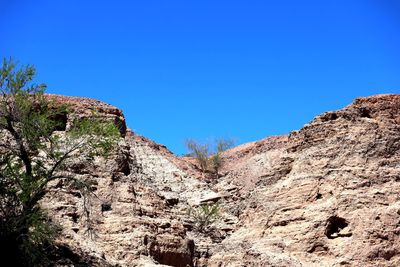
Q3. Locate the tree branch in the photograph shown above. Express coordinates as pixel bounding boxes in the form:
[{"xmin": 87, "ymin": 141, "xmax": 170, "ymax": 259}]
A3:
[{"xmin": 6, "ymin": 116, "xmax": 32, "ymax": 177}]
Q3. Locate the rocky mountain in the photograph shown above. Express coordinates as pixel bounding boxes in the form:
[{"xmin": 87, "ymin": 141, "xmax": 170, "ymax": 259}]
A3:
[{"xmin": 39, "ymin": 94, "xmax": 400, "ymax": 266}]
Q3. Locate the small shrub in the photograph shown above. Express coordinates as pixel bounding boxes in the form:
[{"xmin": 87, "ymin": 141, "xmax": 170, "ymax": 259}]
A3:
[
  {"xmin": 210, "ymin": 138, "xmax": 234, "ymax": 176},
  {"xmin": 185, "ymin": 138, "xmax": 234, "ymax": 177},
  {"xmin": 185, "ymin": 139, "xmax": 209, "ymax": 172},
  {"xmin": 187, "ymin": 202, "xmax": 220, "ymax": 232}
]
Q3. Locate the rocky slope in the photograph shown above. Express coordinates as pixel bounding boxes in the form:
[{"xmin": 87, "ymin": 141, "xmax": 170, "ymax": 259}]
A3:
[{"xmin": 39, "ymin": 94, "xmax": 400, "ymax": 266}]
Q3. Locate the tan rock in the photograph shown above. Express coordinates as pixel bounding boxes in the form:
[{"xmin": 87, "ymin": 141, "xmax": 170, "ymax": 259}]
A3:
[{"xmin": 27, "ymin": 94, "xmax": 400, "ymax": 266}]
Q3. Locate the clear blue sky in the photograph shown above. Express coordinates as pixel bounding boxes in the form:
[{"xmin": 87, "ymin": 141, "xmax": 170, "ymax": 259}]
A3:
[{"xmin": 1, "ymin": 0, "xmax": 399, "ymax": 154}]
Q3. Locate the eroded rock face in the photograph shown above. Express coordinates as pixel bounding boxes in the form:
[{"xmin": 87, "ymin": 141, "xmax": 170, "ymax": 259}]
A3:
[
  {"xmin": 34, "ymin": 94, "xmax": 400, "ymax": 266},
  {"xmin": 39, "ymin": 95, "xmax": 211, "ymax": 266},
  {"xmin": 207, "ymin": 94, "xmax": 400, "ymax": 266},
  {"xmin": 46, "ymin": 94, "xmax": 127, "ymax": 136},
  {"xmin": 145, "ymin": 234, "xmax": 195, "ymax": 267}
]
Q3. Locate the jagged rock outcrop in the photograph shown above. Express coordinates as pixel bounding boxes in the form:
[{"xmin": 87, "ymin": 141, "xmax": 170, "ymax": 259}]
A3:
[
  {"xmin": 40, "ymin": 95, "xmax": 215, "ymax": 266},
  {"xmin": 207, "ymin": 94, "xmax": 400, "ymax": 266},
  {"xmin": 33, "ymin": 94, "xmax": 400, "ymax": 266},
  {"xmin": 46, "ymin": 94, "xmax": 127, "ymax": 136}
]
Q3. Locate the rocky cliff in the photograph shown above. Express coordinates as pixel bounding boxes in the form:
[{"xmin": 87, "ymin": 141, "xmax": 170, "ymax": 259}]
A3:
[{"xmin": 39, "ymin": 94, "xmax": 400, "ymax": 266}]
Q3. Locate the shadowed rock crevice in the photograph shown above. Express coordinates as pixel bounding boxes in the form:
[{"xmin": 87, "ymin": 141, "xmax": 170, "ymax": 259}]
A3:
[
  {"xmin": 146, "ymin": 236, "xmax": 195, "ymax": 267},
  {"xmin": 50, "ymin": 111, "xmax": 68, "ymax": 131},
  {"xmin": 325, "ymin": 216, "xmax": 350, "ymax": 239},
  {"xmin": 307, "ymin": 242, "xmax": 329, "ymax": 254},
  {"xmin": 50, "ymin": 245, "xmax": 112, "ymax": 267}
]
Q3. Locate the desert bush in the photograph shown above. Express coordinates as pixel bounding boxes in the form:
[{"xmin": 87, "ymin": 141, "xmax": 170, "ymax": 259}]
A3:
[
  {"xmin": 187, "ymin": 202, "xmax": 220, "ymax": 232},
  {"xmin": 185, "ymin": 138, "xmax": 234, "ymax": 176},
  {"xmin": 185, "ymin": 139, "xmax": 210, "ymax": 172},
  {"xmin": 210, "ymin": 138, "xmax": 234, "ymax": 176}
]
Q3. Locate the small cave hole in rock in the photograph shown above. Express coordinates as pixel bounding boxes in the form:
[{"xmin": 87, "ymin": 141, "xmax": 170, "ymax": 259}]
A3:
[
  {"xmin": 166, "ymin": 198, "xmax": 179, "ymax": 206},
  {"xmin": 359, "ymin": 108, "xmax": 371, "ymax": 118},
  {"xmin": 316, "ymin": 193, "xmax": 322, "ymax": 200},
  {"xmin": 321, "ymin": 112, "xmax": 338, "ymax": 121},
  {"xmin": 49, "ymin": 112, "xmax": 68, "ymax": 131},
  {"xmin": 101, "ymin": 202, "xmax": 112, "ymax": 212},
  {"xmin": 325, "ymin": 216, "xmax": 348, "ymax": 239},
  {"xmin": 329, "ymin": 113, "xmax": 338, "ymax": 120},
  {"xmin": 121, "ymin": 164, "xmax": 131, "ymax": 176},
  {"xmin": 382, "ymin": 249, "xmax": 397, "ymax": 260},
  {"xmin": 115, "ymin": 154, "xmax": 131, "ymax": 176},
  {"xmin": 70, "ymin": 213, "xmax": 79, "ymax": 223}
]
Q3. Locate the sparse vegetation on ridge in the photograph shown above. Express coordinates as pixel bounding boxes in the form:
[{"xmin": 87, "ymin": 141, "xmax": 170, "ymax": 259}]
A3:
[{"xmin": 185, "ymin": 138, "xmax": 234, "ymax": 177}]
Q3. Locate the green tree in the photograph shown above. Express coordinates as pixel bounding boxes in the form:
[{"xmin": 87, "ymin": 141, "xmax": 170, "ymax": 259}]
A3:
[{"xmin": 0, "ymin": 58, "xmax": 120, "ymax": 266}]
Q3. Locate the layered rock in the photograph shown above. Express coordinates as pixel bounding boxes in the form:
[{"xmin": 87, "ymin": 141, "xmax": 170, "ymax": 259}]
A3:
[
  {"xmin": 36, "ymin": 94, "xmax": 400, "ymax": 267},
  {"xmin": 207, "ymin": 94, "xmax": 400, "ymax": 266},
  {"xmin": 41, "ymin": 95, "xmax": 215, "ymax": 266},
  {"xmin": 46, "ymin": 94, "xmax": 127, "ymax": 136}
]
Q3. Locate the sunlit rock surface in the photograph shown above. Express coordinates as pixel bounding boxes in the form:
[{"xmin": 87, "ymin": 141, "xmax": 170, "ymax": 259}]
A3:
[{"xmin": 37, "ymin": 94, "xmax": 400, "ymax": 266}]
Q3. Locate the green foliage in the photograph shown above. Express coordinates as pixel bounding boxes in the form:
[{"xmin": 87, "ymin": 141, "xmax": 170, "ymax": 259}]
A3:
[
  {"xmin": 19, "ymin": 209, "xmax": 61, "ymax": 266},
  {"xmin": 185, "ymin": 139, "xmax": 210, "ymax": 172},
  {"xmin": 187, "ymin": 202, "xmax": 221, "ymax": 232},
  {"xmin": 69, "ymin": 118, "xmax": 120, "ymax": 156},
  {"xmin": 185, "ymin": 138, "xmax": 234, "ymax": 176},
  {"xmin": 210, "ymin": 138, "xmax": 234, "ymax": 176},
  {"xmin": 0, "ymin": 58, "xmax": 120, "ymax": 265}
]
